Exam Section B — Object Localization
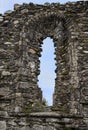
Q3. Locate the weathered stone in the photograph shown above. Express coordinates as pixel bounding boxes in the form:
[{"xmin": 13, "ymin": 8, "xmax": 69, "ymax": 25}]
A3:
[
  {"xmin": 0, "ymin": 111, "xmax": 8, "ymax": 117},
  {"xmin": 83, "ymin": 50, "xmax": 88, "ymax": 54},
  {"xmin": 13, "ymin": 20, "xmax": 19, "ymax": 24},
  {"xmin": 0, "ymin": 1, "xmax": 88, "ymax": 130},
  {"xmin": 4, "ymin": 42, "xmax": 12, "ymax": 45},
  {"xmin": 44, "ymin": 126, "xmax": 54, "ymax": 130},
  {"xmin": 33, "ymin": 125, "xmax": 43, "ymax": 130},
  {"xmin": 8, "ymin": 120, "xmax": 17, "ymax": 126},
  {"xmin": 0, "ymin": 121, "xmax": 6, "ymax": 130},
  {"xmin": 3, "ymin": 20, "xmax": 9, "ymax": 24},
  {"xmin": 21, "ymin": 9, "xmax": 28, "ymax": 14},
  {"xmin": 82, "ymin": 88, "xmax": 88, "ymax": 96},
  {"xmin": 2, "ymin": 71, "xmax": 11, "ymax": 76},
  {"xmin": 0, "ymin": 66, "xmax": 4, "ymax": 69},
  {"xmin": 16, "ymin": 126, "xmax": 30, "ymax": 130},
  {"xmin": 15, "ymin": 106, "xmax": 21, "ymax": 113},
  {"xmin": 17, "ymin": 82, "xmax": 29, "ymax": 89},
  {"xmin": 0, "ymin": 16, "xmax": 3, "ymax": 22},
  {"xmin": 78, "ymin": 46, "xmax": 83, "ymax": 50},
  {"xmin": 29, "ymin": 62, "xmax": 35, "ymax": 70},
  {"xmin": 29, "ymin": 49, "xmax": 36, "ymax": 54},
  {"xmin": 16, "ymin": 93, "xmax": 21, "ymax": 97},
  {"xmin": 5, "ymin": 10, "xmax": 12, "ymax": 14},
  {"xmin": 18, "ymin": 121, "xmax": 27, "ymax": 126},
  {"xmin": 14, "ymin": 4, "xmax": 21, "ymax": 10}
]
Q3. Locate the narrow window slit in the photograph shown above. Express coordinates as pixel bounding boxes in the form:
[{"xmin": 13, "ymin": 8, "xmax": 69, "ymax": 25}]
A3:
[{"xmin": 38, "ymin": 37, "xmax": 56, "ymax": 106}]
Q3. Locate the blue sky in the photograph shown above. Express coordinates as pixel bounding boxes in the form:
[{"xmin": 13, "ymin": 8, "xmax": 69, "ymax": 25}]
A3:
[
  {"xmin": 0, "ymin": 0, "xmax": 79, "ymax": 105},
  {"xmin": 38, "ymin": 38, "xmax": 56, "ymax": 105}
]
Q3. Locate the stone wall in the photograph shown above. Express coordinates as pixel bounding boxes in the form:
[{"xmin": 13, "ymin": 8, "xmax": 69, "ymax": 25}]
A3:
[{"xmin": 0, "ymin": 1, "xmax": 88, "ymax": 129}]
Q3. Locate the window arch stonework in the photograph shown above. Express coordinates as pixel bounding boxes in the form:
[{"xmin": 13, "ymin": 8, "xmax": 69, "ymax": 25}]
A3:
[
  {"xmin": 20, "ymin": 13, "xmax": 77, "ymax": 114},
  {"xmin": 0, "ymin": 6, "xmax": 82, "ymax": 115}
]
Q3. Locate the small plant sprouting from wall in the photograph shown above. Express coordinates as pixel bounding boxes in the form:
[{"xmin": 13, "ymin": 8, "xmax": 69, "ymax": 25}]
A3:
[
  {"xmin": 23, "ymin": 100, "xmax": 48, "ymax": 113},
  {"xmin": 42, "ymin": 98, "xmax": 48, "ymax": 106}
]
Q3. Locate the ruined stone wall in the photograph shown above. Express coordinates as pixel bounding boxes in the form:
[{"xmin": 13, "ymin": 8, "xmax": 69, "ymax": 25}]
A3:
[{"xmin": 0, "ymin": 1, "xmax": 88, "ymax": 130}]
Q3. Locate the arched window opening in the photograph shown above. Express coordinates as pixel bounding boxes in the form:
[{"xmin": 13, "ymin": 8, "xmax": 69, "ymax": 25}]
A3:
[{"xmin": 38, "ymin": 37, "xmax": 56, "ymax": 106}]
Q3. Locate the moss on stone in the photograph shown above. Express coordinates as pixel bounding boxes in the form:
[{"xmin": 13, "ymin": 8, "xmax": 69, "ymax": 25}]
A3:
[
  {"xmin": 84, "ymin": 22, "xmax": 88, "ymax": 27},
  {"xmin": 61, "ymin": 70, "xmax": 69, "ymax": 75},
  {"xmin": 23, "ymin": 104, "xmax": 33, "ymax": 114},
  {"xmin": 51, "ymin": 105, "xmax": 69, "ymax": 114},
  {"xmin": 23, "ymin": 101, "xmax": 46, "ymax": 113},
  {"xmin": 85, "ymin": 54, "xmax": 88, "ymax": 60},
  {"xmin": 67, "ymin": 13, "xmax": 74, "ymax": 17},
  {"xmin": 51, "ymin": 106, "xmax": 59, "ymax": 111},
  {"xmin": 0, "ymin": 107, "xmax": 4, "ymax": 111},
  {"xmin": 83, "ymin": 39, "xmax": 88, "ymax": 45}
]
